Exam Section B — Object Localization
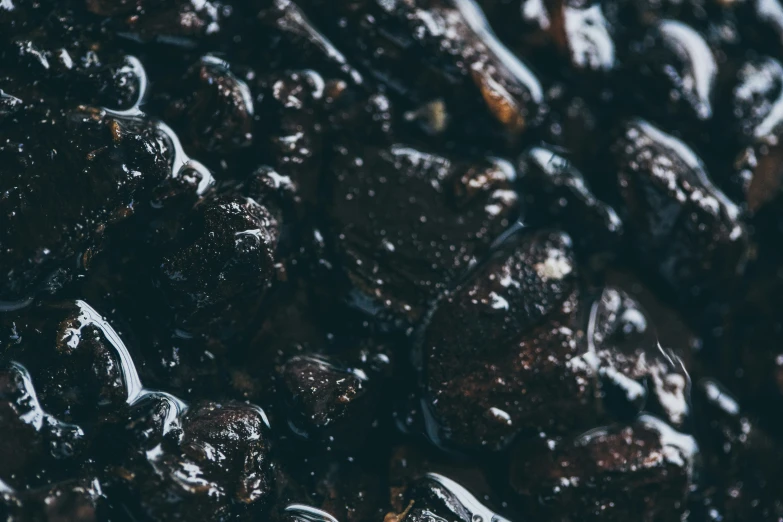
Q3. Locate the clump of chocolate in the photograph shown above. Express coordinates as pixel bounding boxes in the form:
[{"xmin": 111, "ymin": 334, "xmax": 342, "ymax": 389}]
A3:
[
  {"xmin": 509, "ymin": 415, "xmax": 696, "ymax": 521},
  {"xmin": 612, "ymin": 120, "xmax": 749, "ymax": 302},
  {"xmin": 0, "ymin": 300, "xmax": 140, "ymax": 424},
  {"xmin": 419, "ymin": 229, "xmax": 589, "ymax": 450},
  {"xmin": 112, "ymin": 400, "xmax": 276, "ymax": 521},
  {"xmin": 157, "ymin": 190, "xmax": 280, "ymax": 336},
  {"xmin": 624, "ymin": 20, "xmax": 717, "ymax": 125},
  {"xmin": 328, "ymin": 142, "xmax": 519, "ymax": 327},
  {"xmin": 418, "ymin": 228, "xmax": 690, "ymax": 452},
  {"xmin": 163, "ymin": 56, "xmax": 255, "ymax": 155},
  {"xmin": 302, "ymin": 0, "xmax": 545, "ymax": 138},
  {"xmin": 279, "ymin": 354, "xmax": 375, "ymax": 449},
  {"xmin": 0, "ymin": 105, "xmax": 170, "ymax": 300}
]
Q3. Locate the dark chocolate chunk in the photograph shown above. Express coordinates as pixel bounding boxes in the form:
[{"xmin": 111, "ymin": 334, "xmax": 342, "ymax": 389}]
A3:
[
  {"xmin": 509, "ymin": 415, "xmax": 696, "ymax": 521},
  {"xmin": 328, "ymin": 143, "xmax": 519, "ymax": 326},
  {"xmin": 612, "ymin": 119, "xmax": 749, "ymax": 301},
  {"xmin": 279, "ymin": 354, "xmax": 374, "ymax": 448}
]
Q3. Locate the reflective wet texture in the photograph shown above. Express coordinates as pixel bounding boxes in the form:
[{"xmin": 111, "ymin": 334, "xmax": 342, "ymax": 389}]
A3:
[{"xmin": 2, "ymin": 0, "xmax": 783, "ymax": 521}]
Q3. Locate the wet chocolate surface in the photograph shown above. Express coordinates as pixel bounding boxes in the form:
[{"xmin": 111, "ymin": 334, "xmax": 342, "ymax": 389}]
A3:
[{"xmin": 2, "ymin": 0, "xmax": 783, "ymax": 521}]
